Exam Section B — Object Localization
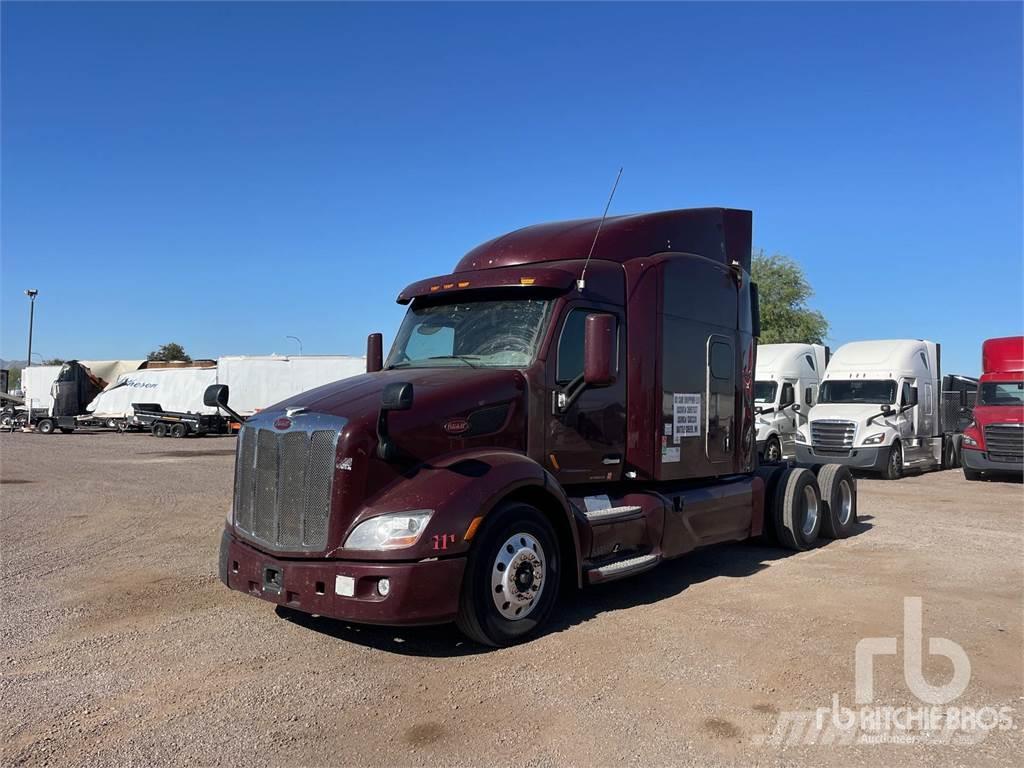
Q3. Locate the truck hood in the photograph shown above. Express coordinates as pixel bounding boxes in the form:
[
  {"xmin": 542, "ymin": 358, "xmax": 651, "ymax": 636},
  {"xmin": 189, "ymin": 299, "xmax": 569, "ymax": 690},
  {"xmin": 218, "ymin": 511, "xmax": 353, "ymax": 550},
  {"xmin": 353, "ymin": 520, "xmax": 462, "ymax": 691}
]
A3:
[
  {"xmin": 273, "ymin": 367, "xmax": 528, "ymax": 428},
  {"xmin": 972, "ymin": 405, "xmax": 1024, "ymax": 426},
  {"xmin": 807, "ymin": 403, "xmax": 891, "ymax": 424}
]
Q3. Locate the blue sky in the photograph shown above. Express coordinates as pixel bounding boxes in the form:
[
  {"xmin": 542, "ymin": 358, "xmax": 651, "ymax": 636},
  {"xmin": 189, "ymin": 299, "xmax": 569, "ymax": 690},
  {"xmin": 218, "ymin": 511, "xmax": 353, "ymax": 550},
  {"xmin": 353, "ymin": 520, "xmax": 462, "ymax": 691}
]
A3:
[{"xmin": 2, "ymin": 1, "xmax": 1021, "ymax": 375}]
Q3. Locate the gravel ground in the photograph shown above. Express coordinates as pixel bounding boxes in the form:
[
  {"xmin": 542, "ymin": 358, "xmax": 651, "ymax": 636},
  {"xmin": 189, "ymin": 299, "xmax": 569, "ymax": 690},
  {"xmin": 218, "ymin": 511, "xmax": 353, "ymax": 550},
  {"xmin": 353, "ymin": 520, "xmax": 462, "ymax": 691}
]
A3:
[{"xmin": 1, "ymin": 431, "xmax": 1022, "ymax": 767}]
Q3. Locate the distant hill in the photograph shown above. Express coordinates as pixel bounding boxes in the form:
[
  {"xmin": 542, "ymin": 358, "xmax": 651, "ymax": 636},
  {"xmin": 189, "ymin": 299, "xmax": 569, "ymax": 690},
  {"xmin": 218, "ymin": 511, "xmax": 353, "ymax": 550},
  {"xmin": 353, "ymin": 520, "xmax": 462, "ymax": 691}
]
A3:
[{"xmin": 0, "ymin": 359, "xmax": 28, "ymax": 370}]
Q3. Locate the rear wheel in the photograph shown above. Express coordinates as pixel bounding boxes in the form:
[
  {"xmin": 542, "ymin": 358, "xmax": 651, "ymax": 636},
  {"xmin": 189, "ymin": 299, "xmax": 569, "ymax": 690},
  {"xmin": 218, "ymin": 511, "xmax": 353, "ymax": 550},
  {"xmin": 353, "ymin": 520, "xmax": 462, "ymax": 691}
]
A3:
[
  {"xmin": 36, "ymin": 418, "xmax": 55, "ymax": 435},
  {"xmin": 152, "ymin": 422, "xmax": 168, "ymax": 438},
  {"xmin": 170, "ymin": 423, "xmax": 188, "ymax": 438},
  {"xmin": 764, "ymin": 436, "xmax": 782, "ymax": 463},
  {"xmin": 817, "ymin": 464, "xmax": 857, "ymax": 539},
  {"xmin": 882, "ymin": 441, "xmax": 903, "ymax": 480},
  {"xmin": 456, "ymin": 502, "xmax": 560, "ymax": 647},
  {"xmin": 773, "ymin": 467, "xmax": 822, "ymax": 551}
]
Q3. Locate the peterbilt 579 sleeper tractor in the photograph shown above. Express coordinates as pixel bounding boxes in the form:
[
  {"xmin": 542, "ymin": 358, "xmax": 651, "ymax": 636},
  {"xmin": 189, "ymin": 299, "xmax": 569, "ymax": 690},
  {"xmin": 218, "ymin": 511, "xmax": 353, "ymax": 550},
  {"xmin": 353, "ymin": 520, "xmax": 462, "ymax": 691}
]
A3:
[{"xmin": 211, "ymin": 208, "xmax": 857, "ymax": 646}]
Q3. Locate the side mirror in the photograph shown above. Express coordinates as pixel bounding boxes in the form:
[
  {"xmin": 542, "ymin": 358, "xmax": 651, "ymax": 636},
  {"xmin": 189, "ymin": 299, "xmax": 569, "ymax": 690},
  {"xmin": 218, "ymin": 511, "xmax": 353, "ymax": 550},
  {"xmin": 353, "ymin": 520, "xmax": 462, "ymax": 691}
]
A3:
[
  {"xmin": 792, "ymin": 403, "xmax": 801, "ymax": 413},
  {"xmin": 754, "ymin": 405, "xmax": 763, "ymax": 416},
  {"xmin": 204, "ymin": 384, "xmax": 229, "ymax": 408},
  {"xmin": 583, "ymin": 313, "xmax": 616, "ymax": 387},
  {"xmin": 804, "ymin": 387, "xmax": 813, "ymax": 406},
  {"xmin": 381, "ymin": 382, "xmax": 413, "ymax": 411},
  {"xmin": 880, "ymin": 404, "xmax": 893, "ymax": 415},
  {"xmin": 377, "ymin": 382, "xmax": 413, "ymax": 461},
  {"xmin": 367, "ymin": 333, "xmax": 383, "ymax": 373}
]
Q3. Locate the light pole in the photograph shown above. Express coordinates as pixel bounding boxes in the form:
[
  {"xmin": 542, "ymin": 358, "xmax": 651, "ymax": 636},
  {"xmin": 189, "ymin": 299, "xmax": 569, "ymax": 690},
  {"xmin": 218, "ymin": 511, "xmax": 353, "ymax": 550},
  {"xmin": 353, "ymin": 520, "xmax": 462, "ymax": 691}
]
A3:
[
  {"xmin": 286, "ymin": 335, "xmax": 303, "ymax": 355},
  {"xmin": 25, "ymin": 289, "xmax": 38, "ymax": 366}
]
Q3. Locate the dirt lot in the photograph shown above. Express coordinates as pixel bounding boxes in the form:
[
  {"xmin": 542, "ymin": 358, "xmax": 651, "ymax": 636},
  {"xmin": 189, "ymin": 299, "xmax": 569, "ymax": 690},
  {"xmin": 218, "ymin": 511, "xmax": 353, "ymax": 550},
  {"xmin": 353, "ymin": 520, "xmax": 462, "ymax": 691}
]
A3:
[{"xmin": 1, "ymin": 431, "xmax": 1022, "ymax": 767}]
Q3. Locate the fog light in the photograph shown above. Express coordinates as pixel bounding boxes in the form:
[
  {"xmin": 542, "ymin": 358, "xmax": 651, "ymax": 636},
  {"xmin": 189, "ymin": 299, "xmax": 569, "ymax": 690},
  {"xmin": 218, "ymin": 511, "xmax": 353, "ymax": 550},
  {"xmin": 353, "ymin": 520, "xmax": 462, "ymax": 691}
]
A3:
[{"xmin": 377, "ymin": 578, "xmax": 391, "ymax": 597}]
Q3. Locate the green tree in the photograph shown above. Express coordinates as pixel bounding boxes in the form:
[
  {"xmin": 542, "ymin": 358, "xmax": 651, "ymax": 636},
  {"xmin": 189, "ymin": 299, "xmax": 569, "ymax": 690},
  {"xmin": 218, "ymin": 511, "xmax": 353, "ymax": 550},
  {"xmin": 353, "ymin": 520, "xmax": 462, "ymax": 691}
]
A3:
[
  {"xmin": 41, "ymin": 358, "xmax": 65, "ymax": 366},
  {"xmin": 147, "ymin": 342, "xmax": 192, "ymax": 363},
  {"xmin": 751, "ymin": 250, "xmax": 829, "ymax": 344}
]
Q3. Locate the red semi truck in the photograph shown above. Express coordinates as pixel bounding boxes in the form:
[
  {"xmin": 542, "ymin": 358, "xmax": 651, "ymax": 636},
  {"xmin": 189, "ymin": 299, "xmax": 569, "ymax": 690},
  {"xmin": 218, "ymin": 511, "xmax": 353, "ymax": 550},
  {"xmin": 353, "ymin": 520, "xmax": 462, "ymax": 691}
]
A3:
[
  {"xmin": 211, "ymin": 208, "xmax": 857, "ymax": 646},
  {"xmin": 961, "ymin": 336, "xmax": 1024, "ymax": 480}
]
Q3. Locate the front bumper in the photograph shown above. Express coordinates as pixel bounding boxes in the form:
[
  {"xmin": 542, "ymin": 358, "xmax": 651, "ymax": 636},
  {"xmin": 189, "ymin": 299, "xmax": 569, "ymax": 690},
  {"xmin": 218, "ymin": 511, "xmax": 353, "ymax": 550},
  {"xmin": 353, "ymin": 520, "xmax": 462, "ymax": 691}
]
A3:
[
  {"xmin": 795, "ymin": 444, "xmax": 888, "ymax": 471},
  {"xmin": 961, "ymin": 448, "xmax": 1024, "ymax": 474},
  {"xmin": 218, "ymin": 529, "xmax": 466, "ymax": 626}
]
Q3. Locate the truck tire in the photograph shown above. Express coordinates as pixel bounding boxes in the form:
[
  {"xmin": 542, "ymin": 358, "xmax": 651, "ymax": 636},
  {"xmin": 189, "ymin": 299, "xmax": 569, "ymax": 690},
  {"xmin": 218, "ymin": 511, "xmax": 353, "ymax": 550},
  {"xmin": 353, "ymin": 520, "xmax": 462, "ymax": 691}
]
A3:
[
  {"xmin": 764, "ymin": 436, "xmax": 782, "ymax": 463},
  {"xmin": 170, "ymin": 423, "xmax": 188, "ymax": 438},
  {"xmin": 456, "ymin": 501, "xmax": 560, "ymax": 647},
  {"xmin": 773, "ymin": 467, "xmax": 822, "ymax": 551},
  {"xmin": 942, "ymin": 438, "xmax": 960, "ymax": 470},
  {"xmin": 36, "ymin": 419, "xmax": 55, "ymax": 435},
  {"xmin": 882, "ymin": 441, "xmax": 903, "ymax": 480},
  {"xmin": 817, "ymin": 464, "xmax": 857, "ymax": 539},
  {"xmin": 152, "ymin": 422, "xmax": 168, "ymax": 438},
  {"xmin": 963, "ymin": 467, "xmax": 983, "ymax": 481}
]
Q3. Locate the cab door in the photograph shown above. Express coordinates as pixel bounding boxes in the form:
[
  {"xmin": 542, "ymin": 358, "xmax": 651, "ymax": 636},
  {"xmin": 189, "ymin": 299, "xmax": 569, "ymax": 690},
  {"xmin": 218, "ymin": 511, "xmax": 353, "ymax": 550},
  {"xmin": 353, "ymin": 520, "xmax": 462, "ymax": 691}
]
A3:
[
  {"xmin": 777, "ymin": 380, "xmax": 797, "ymax": 454},
  {"xmin": 706, "ymin": 335, "xmax": 735, "ymax": 464},
  {"xmin": 545, "ymin": 304, "xmax": 627, "ymax": 484}
]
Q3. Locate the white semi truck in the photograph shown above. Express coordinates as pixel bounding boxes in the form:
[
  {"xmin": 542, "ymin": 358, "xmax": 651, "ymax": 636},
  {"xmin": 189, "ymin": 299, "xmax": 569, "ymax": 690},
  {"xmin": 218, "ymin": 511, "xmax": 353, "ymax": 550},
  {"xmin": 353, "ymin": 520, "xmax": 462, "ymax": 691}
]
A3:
[
  {"xmin": 754, "ymin": 343, "xmax": 829, "ymax": 461},
  {"xmin": 795, "ymin": 339, "xmax": 966, "ymax": 479}
]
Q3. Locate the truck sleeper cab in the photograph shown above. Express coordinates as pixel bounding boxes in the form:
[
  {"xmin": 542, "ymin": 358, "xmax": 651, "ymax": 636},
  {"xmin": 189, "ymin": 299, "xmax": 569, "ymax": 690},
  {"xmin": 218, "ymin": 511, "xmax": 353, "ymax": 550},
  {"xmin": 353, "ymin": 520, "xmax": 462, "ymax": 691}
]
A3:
[
  {"xmin": 754, "ymin": 343, "xmax": 828, "ymax": 461},
  {"xmin": 216, "ymin": 208, "xmax": 857, "ymax": 646},
  {"xmin": 795, "ymin": 339, "xmax": 971, "ymax": 479}
]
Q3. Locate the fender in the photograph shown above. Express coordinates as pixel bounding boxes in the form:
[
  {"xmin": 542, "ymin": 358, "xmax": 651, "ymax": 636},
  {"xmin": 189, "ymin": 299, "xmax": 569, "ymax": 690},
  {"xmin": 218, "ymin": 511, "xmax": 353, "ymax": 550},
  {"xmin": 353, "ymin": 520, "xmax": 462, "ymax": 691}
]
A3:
[{"xmin": 336, "ymin": 449, "xmax": 582, "ymax": 581}]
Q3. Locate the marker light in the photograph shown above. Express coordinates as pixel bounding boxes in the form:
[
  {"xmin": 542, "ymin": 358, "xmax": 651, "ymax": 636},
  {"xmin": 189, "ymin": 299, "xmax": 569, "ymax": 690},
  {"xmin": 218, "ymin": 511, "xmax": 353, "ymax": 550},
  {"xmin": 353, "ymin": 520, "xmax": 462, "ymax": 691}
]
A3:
[
  {"xmin": 520, "ymin": 277, "xmax": 536, "ymax": 285},
  {"xmin": 344, "ymin": 511, "xmax": 433, "ymax": 550}
]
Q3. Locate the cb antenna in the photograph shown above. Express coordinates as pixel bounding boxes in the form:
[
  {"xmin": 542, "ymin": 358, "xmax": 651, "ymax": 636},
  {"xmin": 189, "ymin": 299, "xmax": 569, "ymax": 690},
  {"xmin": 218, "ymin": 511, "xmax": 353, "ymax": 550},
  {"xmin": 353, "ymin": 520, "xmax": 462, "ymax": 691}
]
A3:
[{"xmin": 578, "ymin": 166, "xmax": 623, "ymax": 291}]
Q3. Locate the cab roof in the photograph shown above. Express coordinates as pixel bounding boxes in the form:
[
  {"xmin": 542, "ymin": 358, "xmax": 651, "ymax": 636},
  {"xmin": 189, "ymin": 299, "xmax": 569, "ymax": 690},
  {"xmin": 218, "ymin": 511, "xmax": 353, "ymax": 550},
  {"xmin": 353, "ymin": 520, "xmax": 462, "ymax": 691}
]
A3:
[{"xmin": 454, "ymin": 207, "xmax": 752, "ymax": 274}]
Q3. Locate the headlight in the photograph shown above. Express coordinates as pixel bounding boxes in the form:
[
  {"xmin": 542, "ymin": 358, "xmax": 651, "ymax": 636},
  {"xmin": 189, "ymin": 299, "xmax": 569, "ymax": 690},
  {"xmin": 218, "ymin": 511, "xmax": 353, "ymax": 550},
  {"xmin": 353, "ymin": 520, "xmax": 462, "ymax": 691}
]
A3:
[
  {"xmin": 862, "ymin": 433, "xmax": 886, "ymax": 445},
  {"xmin": 345, "ymin": 510, "xmax": 433, "ymax": 550},
  {"xmin": 795, "ymin": 430, "xmax": 808, "ymax": 444},
  {"xmin": 962, "ymin": 434, "xmax": 978, "ymax": 447}
]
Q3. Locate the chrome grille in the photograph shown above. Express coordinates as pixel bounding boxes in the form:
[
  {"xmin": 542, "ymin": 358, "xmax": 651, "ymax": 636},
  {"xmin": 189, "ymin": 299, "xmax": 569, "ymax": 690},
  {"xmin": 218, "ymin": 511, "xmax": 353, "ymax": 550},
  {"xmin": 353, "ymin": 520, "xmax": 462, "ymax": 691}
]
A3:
[
  {"xmin": 811, "ymin": 420, "xmax": 856, "ymax": 453},
  {"xmin": 232, "ymin": 413, "xmax": 345, "ymax": 551},
  {"xmin": 984, "ymin": 424, "xmax": 1023, "ymax": 461}
]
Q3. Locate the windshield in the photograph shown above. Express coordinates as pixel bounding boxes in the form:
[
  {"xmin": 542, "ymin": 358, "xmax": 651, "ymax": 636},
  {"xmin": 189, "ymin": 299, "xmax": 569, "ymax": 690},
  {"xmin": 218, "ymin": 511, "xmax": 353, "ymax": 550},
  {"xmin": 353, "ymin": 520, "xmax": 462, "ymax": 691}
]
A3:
[
  {"xmin": 386, "ymin": 297, "xmax": 552, "ymax": 369},
  {"xmin": 979, "ymin": 381, "xmax": 1024, "ymax": 406},
  {"xmin": 819, "ymin": 379, "xmax": 897, "ymax": 405},
  {"xmin": 754, "ymin": 381, "xmax": 777, "ymax": 404}
]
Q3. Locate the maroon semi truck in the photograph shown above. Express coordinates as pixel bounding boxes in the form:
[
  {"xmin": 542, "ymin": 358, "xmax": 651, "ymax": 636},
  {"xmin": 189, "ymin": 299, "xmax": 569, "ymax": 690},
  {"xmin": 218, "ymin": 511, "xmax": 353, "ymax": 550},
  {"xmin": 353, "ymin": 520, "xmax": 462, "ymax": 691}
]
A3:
[{"xmin": 211, "ymin": 208, "xmax": 857, "ymax": 646}]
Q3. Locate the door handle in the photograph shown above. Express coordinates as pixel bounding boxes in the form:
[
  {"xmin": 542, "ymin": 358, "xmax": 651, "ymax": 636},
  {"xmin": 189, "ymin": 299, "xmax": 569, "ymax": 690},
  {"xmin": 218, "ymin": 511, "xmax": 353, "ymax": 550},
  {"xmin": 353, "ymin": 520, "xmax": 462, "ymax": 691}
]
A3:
[{"xmin": 602, "ymin": 454, "xmax": 622, "ymax": 465}]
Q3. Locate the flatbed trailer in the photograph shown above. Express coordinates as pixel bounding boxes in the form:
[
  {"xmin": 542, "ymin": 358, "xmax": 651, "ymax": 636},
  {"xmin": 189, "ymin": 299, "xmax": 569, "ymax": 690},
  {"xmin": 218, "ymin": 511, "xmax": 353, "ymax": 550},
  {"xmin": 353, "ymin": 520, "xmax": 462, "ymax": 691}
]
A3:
[{"xmin": 132, "ymin": 403, "xmax": 229, "ymax": 438}]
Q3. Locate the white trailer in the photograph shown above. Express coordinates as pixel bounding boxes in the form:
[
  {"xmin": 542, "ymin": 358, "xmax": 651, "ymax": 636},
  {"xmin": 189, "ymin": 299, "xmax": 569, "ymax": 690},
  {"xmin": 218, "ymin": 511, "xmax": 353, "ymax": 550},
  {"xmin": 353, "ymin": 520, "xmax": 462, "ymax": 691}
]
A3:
[
  {"xmin": 215, "ymin": 355, "xmax": 366, "ymax": 416},
  {"xmin": 21, "ymin": 365, "xmax": 62, "ymax": 414},
  {"xmin": 796, "ymin": 339, "xmax": 960, "ymax": 479},
  {"xmin": 754, "ymin": 343, "xmax": 829, "ymax": 461}
]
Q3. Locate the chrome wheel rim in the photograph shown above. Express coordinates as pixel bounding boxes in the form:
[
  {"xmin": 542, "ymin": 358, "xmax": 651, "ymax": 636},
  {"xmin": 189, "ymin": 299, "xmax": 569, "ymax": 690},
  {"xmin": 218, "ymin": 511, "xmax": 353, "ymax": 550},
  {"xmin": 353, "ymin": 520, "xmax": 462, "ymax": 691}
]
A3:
[
  {"xmin": 802, "ymin": 485, "xmax": 819, "ymax": 537},
  {"xmin": 766, "ymin": 441, "xmax": 780, "ymax": 462},
  {"xmin": 890, "ymin": 448, "xmax": 902, "ymax": 476},
  {"xmin": 838, "ymin": 479, "xmax": 853, "ymax": 525},
  {"xmin": 491, "ymin": 533, "xmax": 546, "ymax": 621}
]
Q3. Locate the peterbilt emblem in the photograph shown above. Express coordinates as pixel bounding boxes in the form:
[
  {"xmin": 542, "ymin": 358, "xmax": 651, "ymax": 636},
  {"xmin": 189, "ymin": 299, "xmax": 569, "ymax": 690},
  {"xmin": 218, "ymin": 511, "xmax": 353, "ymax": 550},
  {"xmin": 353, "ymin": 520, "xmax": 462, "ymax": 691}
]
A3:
[
  {"xmin": 273, "ymin": 417, "xmax": 292, "ymax": 430},
  {"xmin": 444, "ymin": 418, "xmax": 470, "ymax": 435}
]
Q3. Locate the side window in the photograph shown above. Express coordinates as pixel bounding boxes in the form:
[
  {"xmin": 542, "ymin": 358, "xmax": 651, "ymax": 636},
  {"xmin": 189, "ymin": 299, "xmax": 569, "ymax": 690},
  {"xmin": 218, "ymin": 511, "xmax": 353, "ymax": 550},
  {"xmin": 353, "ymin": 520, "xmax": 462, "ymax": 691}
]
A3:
[
  {"xmin": 780, "ymin": 382, "xmax": 795, "ymax": 407},
  {"xmin": 900, "ymin": 382, "xmax": 911, "ymax": 407},
  {"xmin": 804, "ymin": 386, "xmax": 814, "ymax": 406},
  {"xmin": 709, "ymin": 341, "xmax": 732, "ymax": 381},
  {"xmin": 805, "ymin": 354, "xmax": 815, "ymax": 371},
  {"xmin": 919, "ymin": 351, "xmax": 929, "ymax": 370}
]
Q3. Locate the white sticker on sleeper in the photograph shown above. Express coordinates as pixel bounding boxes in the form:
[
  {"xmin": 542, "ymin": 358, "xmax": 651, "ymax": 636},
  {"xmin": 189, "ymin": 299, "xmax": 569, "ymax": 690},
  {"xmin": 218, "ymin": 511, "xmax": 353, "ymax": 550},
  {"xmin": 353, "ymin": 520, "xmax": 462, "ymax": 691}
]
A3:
[{"xmin": 673, "ymin": 393, "xmax": 701, "ymax": 441}]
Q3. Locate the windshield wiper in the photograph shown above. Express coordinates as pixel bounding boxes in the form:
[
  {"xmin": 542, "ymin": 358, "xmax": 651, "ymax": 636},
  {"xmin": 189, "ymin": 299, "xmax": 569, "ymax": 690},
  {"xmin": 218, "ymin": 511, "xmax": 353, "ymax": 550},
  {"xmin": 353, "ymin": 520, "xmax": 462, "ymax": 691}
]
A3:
[{"xmin": 426, "ymin": 355, "xmax": 480, "ymax": 368}]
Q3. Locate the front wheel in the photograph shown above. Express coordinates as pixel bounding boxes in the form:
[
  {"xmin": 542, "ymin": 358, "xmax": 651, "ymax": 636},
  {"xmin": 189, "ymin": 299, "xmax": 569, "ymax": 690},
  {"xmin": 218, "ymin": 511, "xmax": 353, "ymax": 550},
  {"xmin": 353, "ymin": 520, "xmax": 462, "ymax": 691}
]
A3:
[
  {"xmin": 882, "ymin": 441, "xmax": 903, "ymax": 480},
  {"xmin": 36, "ymin": 418, "xmax": 55, "ymax": 435},
  {"xmin": 764, "ymin": 436, "xmax": 782, "ymax": 463},
  {"xmin": 152, "ymin": 422, "xmax": 168, "ymax": 438},
  {"xmin": 456, "ymin": 502, "xmax": 560, "ymax": 647}
]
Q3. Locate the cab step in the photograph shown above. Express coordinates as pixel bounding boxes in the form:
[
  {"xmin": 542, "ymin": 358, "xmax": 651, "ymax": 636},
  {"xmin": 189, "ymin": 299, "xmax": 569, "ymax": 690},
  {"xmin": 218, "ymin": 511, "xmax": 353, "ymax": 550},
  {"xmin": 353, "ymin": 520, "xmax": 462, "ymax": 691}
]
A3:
[
  {"xmin": 582, "ymin": 505, "xmax": 643, "ymax": 524},
  {"xmin": 585, "ymin": 553, "xmax": 660, "ymax": 585}
]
